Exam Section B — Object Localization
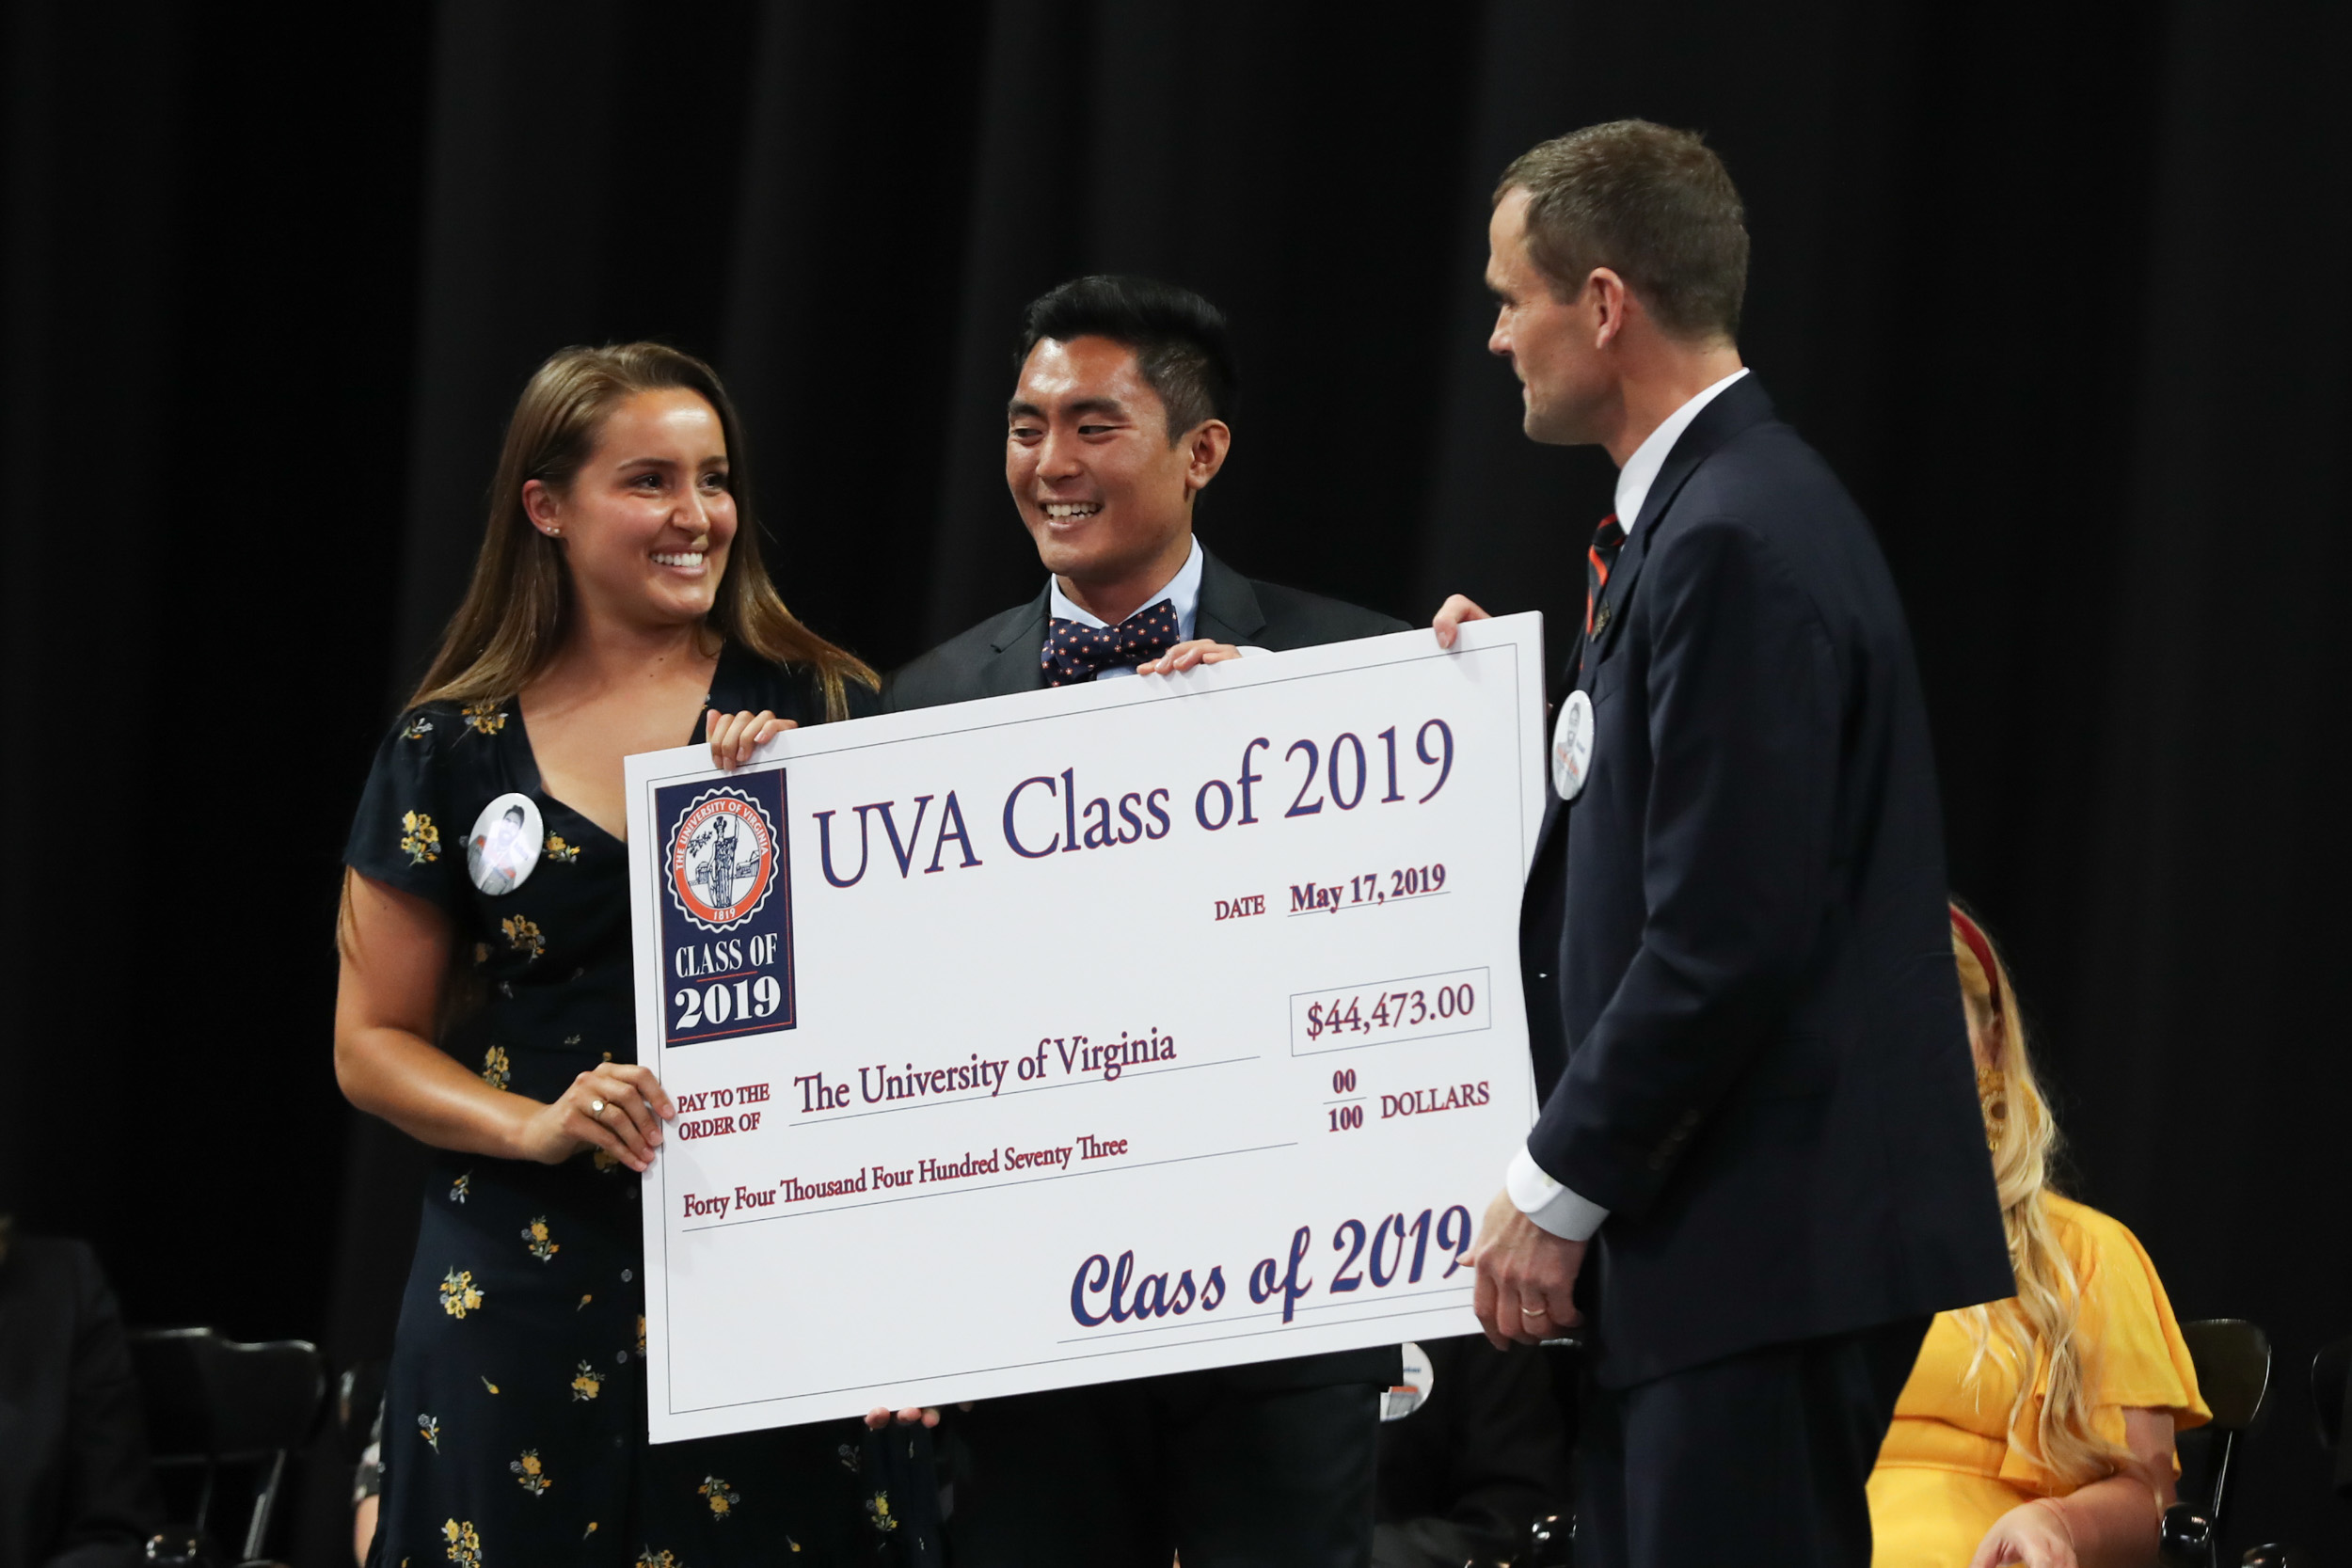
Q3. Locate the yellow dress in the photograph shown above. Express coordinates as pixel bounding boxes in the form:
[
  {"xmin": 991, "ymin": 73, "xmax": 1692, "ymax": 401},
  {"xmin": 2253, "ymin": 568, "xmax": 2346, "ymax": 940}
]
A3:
[{"xmin": 1867, "ymin": 1194, "xmax": 2211, "ymax": 1567}]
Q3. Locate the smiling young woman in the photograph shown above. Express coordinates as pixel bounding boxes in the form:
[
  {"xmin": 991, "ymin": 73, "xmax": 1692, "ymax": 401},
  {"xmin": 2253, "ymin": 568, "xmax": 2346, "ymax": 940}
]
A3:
[
  {"xmin": 333, "ymin": 343, "xmax": 931, "ymax": 1566},
  {"xmin": 414, "ymin": 341, "xmax": 869, "ymax": 725}
]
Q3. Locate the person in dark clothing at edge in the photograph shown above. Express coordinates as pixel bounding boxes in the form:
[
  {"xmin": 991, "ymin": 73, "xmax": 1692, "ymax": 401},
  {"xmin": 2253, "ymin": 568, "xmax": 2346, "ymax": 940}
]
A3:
[
  {"xmin": 889, "ymin": 275, "xmax": 1406, "ymax": 1568},
  {"xmin": 0, "ymin": 1211, "xmax": 164, "ymax": 1568}
]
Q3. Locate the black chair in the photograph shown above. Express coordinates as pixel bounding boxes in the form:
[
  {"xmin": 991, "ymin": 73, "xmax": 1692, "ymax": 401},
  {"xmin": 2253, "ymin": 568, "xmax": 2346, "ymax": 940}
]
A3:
[
  {"xmin": 2160, "ymin": 1318, "xmax": 2273, "ymax": 1568},
  {"xmin": 129, "ymin": 1326, "xmax": 326, "ymax": 1567}
]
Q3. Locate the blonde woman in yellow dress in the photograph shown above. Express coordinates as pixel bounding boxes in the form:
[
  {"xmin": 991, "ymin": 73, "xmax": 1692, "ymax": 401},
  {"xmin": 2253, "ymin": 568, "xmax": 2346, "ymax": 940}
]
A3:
[{"xmin": 1867, "ymin": 907, "xmax": 2210, "ymax": 1567}]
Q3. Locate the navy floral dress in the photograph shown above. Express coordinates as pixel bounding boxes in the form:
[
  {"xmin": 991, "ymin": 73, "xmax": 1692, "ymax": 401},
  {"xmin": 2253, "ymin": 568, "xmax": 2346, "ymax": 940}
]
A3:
[{"xmin": 345, "ymin": 648, "xmax": 936, "ymax": 1567}]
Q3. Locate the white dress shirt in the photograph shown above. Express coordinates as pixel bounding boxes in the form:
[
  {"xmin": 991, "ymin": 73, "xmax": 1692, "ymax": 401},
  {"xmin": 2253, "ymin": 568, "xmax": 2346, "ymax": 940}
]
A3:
[
  {"xmin": 1046, "ymin": 535, "xmax": 1204, "ymax": 681},
  {"xmin": 1505, "ymin": 365, "xmax": 1749, "ymax": 1243}
]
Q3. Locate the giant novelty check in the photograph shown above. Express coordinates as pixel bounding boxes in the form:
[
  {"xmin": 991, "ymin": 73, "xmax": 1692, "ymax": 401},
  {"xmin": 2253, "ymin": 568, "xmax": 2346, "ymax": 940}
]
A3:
[{"xmin": 624, "ymin": 614, "xmax": 1548, "ymax": 1441}]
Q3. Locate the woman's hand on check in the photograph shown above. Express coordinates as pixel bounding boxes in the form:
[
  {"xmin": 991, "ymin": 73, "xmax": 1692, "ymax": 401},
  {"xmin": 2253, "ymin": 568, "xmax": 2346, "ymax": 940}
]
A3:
[
  {"xmin": 708, "ymin": 708, "xmax": 797, "ymax": 769},
  {"xmin": 516, "ymin": 1063, "xmax": 675, "ymax": 1174}
]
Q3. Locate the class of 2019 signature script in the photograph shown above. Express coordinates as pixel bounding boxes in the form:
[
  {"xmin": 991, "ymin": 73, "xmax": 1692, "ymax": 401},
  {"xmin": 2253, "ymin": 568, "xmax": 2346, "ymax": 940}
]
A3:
[{"xmin": 1070, "ymin": 1203, "xmax": 1477, "ymax": 1331}]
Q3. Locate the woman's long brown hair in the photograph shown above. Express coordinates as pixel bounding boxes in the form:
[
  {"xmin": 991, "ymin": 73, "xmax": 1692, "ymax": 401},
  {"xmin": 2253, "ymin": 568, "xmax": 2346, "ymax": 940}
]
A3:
[{"xmin": 409, "ymin": 341, "xmax": 876, "ymax": 719}]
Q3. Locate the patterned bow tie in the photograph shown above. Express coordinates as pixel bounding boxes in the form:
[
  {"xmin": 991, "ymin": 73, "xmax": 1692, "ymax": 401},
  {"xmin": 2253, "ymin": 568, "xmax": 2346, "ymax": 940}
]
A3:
[{"xmin": 1041, "ymin": 599, "xmax": 1181, "ymax": 687}]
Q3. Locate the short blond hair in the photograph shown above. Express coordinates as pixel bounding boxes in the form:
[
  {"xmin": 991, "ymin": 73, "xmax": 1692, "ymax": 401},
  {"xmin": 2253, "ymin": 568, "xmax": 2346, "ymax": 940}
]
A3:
[{"xmin": 1497, "ymin": 120, "xmax": 1748, "ymax": 342}]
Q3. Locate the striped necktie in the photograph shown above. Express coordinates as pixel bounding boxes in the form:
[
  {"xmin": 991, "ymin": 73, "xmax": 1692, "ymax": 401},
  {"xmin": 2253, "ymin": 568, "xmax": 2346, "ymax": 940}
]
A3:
[{"xmin": 1585, "ymin": 513, "xmax": 1626, "ymax": 636}]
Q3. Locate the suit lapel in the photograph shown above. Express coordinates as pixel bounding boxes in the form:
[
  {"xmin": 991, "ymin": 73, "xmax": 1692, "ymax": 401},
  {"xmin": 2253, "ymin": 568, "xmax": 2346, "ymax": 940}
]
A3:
[
  {"xmin": 1194, "ymin": 547, "xmax": 1268, "ymax": 647},
  {"xmin": 981, "ymin": 586, "xmax": 1052, "ymax": 697},
  {"xmin": 1580, "ymin": 373, "xmax": 1778, "ymax": 681},
  {"xmin": 1531, "ymin": 377, "xmax": 1778, "ymax": 874}
]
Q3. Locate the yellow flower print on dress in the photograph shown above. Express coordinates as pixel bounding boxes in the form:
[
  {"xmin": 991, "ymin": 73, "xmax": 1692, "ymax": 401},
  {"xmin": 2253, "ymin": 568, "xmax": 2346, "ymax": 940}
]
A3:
[
  {"xmin": 592, "ymin": 1147, "xmax": 621, "ymax": 1174},
  {"xmin": 866, "ymin": 1491, "xmax": 898, "ymax": 1533},
  {"xmin": 438, "ymin": 1269, "xmax": 485, "ymax": 1319},
  {"xmin": 400, "ymin": 811, "xmax": 441, "ymax": 865},
  {"xmin": 510, "ymin": 1449, "xmax": 551, "ymax": 1495},
  {"xmin": 418, "ymin": 1413, "xmax": 440, "ymax": 1451},
  {"xmin": 570, "ymin": 1361, "xmax": 604, "ymax": 1402},
  {"xmin": 698, "ymin": 1475, "xmax": 740, "ymax": 1519},
  {"xmin": 479, "ymin": 1047, "xmax": 511, "ymax": 1091},
  {"xmin": 450, "ymin": 1171, "xmax": 470, "ymax": 1203},
  {"xmin": 637, "ymin": 1315, "xmax": 647, "ymax": 1357},
  {"xmin": 520, "ymin": 1215, "xmax": 558, "ymax": 1262},
  {"xmin": 501, "ymin": 914, "xmax": 545, "ymax": 959},
  {"xmin": 634, "ymin": 1552, "xmax": 678, "ymax": 1568},
  {"xmin": 440, "ymin": 1518, "xmax": 483, "ymax": 1567},
  {"xmin": 403, "ymin": 715, "xmax": 435, "ymax": 741},
  {"xmin": 460, "ymin": 701, "xmax": 507, "ymax": 735},
  {"xmin": 544, "ymin": 834, "xmax": 580, "ymax": 863}
]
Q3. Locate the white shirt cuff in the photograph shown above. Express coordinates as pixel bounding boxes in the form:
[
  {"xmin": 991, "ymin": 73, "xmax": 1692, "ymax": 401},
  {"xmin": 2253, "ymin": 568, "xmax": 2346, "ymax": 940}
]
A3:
[{"xmin": 1506, "ymin": 1144, "xmax": 1610, "ymax": 1242}]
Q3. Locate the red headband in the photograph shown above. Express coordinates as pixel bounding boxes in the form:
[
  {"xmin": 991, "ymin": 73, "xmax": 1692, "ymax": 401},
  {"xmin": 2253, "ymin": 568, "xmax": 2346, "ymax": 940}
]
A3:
[{"xmin": 1949, "ymin": 904, "xmax": 2003, "ymax": 1017}]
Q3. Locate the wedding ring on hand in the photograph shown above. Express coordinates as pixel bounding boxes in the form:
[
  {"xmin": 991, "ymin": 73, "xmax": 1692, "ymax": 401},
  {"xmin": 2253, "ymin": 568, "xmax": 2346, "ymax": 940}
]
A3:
[{"xmin": 1520, "ymin": 1307, "xmax": 1548, "ymax": 1318}]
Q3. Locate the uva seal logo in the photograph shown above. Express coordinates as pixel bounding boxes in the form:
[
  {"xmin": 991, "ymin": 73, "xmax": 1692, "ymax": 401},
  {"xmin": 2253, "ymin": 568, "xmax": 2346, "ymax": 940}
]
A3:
[
  {"xmin": 666, "ymin": 787, "xmax": 781, "ymax": 931},
  {"xmin": 653, "ymin": 769, "xmax": 795, "ymax": 1045}
]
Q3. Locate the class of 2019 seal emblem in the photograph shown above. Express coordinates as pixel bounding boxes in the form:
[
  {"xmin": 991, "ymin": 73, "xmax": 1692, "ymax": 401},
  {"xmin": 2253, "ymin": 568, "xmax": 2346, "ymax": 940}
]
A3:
[
  {"xmin": 666, "ymin": 787, "xmax": 781, "ymax": 931},
  {"xmin": 653, "ymin": 769, "xmax": 796, "ymax": 1046}
]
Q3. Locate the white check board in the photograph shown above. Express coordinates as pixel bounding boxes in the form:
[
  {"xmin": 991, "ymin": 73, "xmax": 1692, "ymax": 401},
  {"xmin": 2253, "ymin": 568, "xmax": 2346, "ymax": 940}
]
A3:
[{"xmin": 625, "ymin": 615, "xmax": 1547, "ymax": 1440}]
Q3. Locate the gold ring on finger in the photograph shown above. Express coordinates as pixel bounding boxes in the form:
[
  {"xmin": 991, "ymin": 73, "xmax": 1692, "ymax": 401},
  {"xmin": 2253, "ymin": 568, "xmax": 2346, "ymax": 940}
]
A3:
[{"xmin": 589, "ymin": 1098, "xmax": 606, "ymax": 1117}]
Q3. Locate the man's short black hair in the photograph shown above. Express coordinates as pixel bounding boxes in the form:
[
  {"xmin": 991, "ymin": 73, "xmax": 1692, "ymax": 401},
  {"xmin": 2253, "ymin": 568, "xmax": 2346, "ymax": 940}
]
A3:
[{"xmin": 1015, "ymin": 275, "xmax": 1237, "ymax": 441}]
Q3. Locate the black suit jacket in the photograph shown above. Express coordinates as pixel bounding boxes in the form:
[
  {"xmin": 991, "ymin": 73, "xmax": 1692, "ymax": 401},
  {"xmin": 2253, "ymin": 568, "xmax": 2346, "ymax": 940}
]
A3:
[
  {"xmin": 0, "ymin": 1237, "xmax": 161, "ymax": 1568},
  {"xmin": 1520, "ymin": 374, "xmax": 2011, "ymax": 1386},
  {"xmin": 886, "ymin": 546, "xmax": 1406, "ymax": 711},
  {"xmin": 887, "ymin": 545, "xmax": 1406, "ymax": 1392}
]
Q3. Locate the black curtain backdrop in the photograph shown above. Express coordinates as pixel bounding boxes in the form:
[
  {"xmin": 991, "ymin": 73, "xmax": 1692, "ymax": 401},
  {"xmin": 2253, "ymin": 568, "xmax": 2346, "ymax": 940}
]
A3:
[{"xmin": 5, "ymin": 3, "xmax": 2345, "ymax": 1561}]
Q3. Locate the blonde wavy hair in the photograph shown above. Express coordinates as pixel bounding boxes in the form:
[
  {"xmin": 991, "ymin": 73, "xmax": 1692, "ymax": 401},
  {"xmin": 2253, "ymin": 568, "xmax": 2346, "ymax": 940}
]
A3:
[{"xmin": 1950, "ymin": 904, "xmax": 2133, "ymax": 1488}]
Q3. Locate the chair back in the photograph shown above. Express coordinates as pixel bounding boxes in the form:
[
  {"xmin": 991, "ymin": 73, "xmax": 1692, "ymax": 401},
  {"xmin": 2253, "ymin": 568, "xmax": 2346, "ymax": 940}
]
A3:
[
  {"xmin": 130, "ymin": 1327, "xmax": 326, "ymax": 1563},
  {"xmin": 2160, "ymin": 1319, "xmax": 2274, "ymax": 1568},
  {"xmin": 2183, "ymin": 1319, "xmax": 2271, "ymax": 1526},
  {"xmin": 2185, "ymin": 1319, "xmax": 2274, "ymax": 1433}
]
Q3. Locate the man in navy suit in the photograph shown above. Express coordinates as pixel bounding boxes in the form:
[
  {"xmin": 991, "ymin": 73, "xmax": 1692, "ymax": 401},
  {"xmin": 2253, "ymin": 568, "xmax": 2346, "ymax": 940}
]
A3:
[
  {"xmin": 891, "ymin": 274, "xmax": 1405, "ymax": 1568},
  {"xmin": 1435, "ymin": 121, "xmax": 2012, "ymax": 1567},
  {"xmin": 889, "ymin": 275, "xmax": 1404, "ymax": 712}
]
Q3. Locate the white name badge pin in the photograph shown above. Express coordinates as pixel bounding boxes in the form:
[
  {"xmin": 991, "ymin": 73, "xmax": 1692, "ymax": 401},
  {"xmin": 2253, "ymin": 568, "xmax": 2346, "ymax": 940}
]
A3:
[
  {"xmin": 467, "ymin": 792, "xmax": 545, "ymax": 897},
  {"xmin": 1551, "ymin": 689, "xmax": 1596, "ymax": 801}
]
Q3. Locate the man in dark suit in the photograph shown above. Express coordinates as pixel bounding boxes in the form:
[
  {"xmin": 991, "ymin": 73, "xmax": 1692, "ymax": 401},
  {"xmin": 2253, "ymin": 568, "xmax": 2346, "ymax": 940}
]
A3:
[
  {"xmin": 890, "ymin": 274, "xmax": 1406, "ymax": 1567},
  {"xmin": 889, "ymin": 275, "xmax": 1404, "ymax": 709},
  {"xmin": 1434, "ymin": 122, "xmax": 2013, "ymax": 1567}
]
